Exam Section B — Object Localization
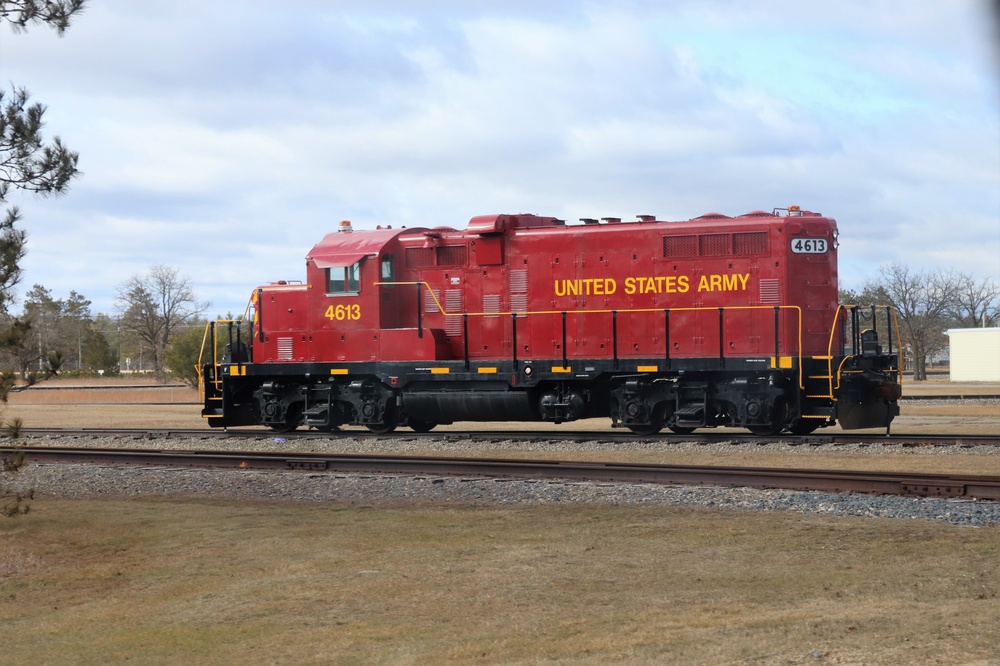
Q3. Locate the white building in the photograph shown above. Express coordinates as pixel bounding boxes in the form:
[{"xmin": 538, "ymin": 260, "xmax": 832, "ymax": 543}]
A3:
[{"xmin": 946, "ymin": 328, "xmax": 1000, "ymax": 382}]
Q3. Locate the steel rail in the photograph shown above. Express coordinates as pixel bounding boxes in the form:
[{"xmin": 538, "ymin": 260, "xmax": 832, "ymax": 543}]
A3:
[
  {"xmin": 900, "ymin": 394, "xmax": 1000, "ymax": 401},
  {"xmin": 4, "ymin": 446, "xmax": 999, "ymax": 500},
  {"xmin": 17, "ymin": 427, "xmax": 1000, "ymax": 447}
]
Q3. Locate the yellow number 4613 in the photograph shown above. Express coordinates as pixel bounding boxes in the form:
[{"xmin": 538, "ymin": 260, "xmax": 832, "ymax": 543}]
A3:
[{"xmin": 324, "ymin": 303, "xmax": 361, "ymax": 321}]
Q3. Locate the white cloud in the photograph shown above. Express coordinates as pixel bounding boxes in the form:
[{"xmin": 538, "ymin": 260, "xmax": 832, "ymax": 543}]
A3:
[{"xmin": 1, "ymin": 0, "xmax": 996, "ymax": 314}]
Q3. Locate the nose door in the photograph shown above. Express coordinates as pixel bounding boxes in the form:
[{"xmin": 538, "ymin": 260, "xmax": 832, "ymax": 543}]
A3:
[{"xmin": 378, "ymin": 254, "xmax": 401, "ymax": 329}]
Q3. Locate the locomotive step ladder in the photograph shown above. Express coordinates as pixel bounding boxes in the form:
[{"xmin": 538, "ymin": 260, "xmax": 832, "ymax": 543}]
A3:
[
  {"xmin": 798, "ymin": 369, "xmax": 836, "ymax": 423},
  {"xmin": 199, "ymin": 360, "xmax": 226, "ymax": 420},
  {"xmin": 302, "ymin": 403, "xmax": 331, "ymax": 427},
  {"xmin": 203, "ymin": 395, "xmax": 224, "ymax": 419},
  {"xmin": 197, "ymin": 317, "xmax": 251, "ymax": 422},
  {"xmin": 673, "ymin": 404, "xmax": 705, "ymax": 428}
]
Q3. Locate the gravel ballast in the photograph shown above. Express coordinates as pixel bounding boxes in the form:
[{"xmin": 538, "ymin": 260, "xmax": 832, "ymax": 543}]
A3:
[{"xmin": 9, "ymin": 434, "xmax": 1000, "ymax": 528}]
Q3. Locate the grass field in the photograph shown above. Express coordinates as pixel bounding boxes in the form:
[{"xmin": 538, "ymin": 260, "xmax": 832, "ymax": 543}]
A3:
[
  {"xmin": 3, "ymin": 377, "xmax": 1000, "ymax": 664},
  {"xmin": 3, "ymin": 499, "xmax": 999, "ymax": 665}
]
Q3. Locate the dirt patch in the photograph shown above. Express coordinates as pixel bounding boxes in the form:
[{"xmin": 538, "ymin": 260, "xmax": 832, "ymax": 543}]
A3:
[
  {"xmin": 901, "ymin": 378, "xmax": 1000, "ymax": 396},
  {"xmin": 8, "ymin": 385, "xmax": 198, "ymax": 405}
]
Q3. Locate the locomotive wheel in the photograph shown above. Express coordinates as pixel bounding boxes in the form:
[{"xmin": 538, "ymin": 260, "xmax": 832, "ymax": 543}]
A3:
[
  {"xmin": 667, "ymin": 425, "xmax": 696, "ymax": 435},
  {"xmin": 746, "ymin": 399, "xmax": 787, "ymax": 436},
  {"xmin": 364, "ymin": 396, "xmax": 398, "ymax": 434},
  {"xmin": 408, "ymin": 419, "xmax": 437, "ymax": 433},
  {"xmin": 366, "ymin": 422, "xmax": 397, "ymax": 434},
  {"xmin": 626, "ymin": 403, "xmax": 665, "ymax": 436},
  {"xmin": 746, "ymin": 423, "xmax": 782, "ymax": 436},
  {"xmin": 269, "ymin": 405, "xmax": 302, "ymax": 433},
  {"xmin": 627, "ymin": 422, "xmax": 662, "ymax": 436}
]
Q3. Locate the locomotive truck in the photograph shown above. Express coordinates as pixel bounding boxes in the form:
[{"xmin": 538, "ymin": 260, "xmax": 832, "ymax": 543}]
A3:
[{"xmin": 199, "ymin": 207, "xmax": 902, "ymax": 435}]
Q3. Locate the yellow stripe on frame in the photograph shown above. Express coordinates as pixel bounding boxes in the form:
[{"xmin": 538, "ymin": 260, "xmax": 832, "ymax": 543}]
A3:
[
  {"xmin": 637, "ymin": 365, "xmax": 658, "ymax": 372},
  {"xmin": 477, "ymin": 367, "xmax": 497, "ymax": 374},
  {"xmin": 770, "ymin": 356, "xmax": 793, "ymax": 369},
  {"xmin": 330, "ymin": 369, "xmax": 349, "ymax": 375},
  {"xmin": 430, "ymin": 367, "xmax": 450, "ymax": 375},
  {"xmin": 551, "ymin": 366, "xmax": 572, "ymax": 373}
]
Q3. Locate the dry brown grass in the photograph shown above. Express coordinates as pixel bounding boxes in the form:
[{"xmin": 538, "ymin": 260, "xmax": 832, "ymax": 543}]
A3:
[
  {"xmin": 3, "ymin": 499, "xmax": 999, "ymax": 665},
  {"xmin": 4, "ymin": 378, "xmax": 1000, "ymax": 664}
]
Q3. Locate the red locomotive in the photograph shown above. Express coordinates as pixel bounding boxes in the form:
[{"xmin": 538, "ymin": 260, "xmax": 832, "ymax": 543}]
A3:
[{"xmin": 199, "ymin": 207, "xmax": 902, "ymax": 435}]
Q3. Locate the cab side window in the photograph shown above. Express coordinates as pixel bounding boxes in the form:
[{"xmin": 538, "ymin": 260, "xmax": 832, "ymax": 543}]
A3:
[
  {"xmin": 381, "ymin": 255, "xmax": 394, "ymax": 281},
  {"xmin": 326, "ymin": 261, "xmax": 361, "ymax": 295}
]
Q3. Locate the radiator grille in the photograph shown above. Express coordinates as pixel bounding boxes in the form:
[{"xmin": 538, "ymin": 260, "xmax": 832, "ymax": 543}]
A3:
[
  {"xmin": 759, "ymin": 279, "xmax": 782, "ymax": 304},
  {"xmin": 406, "ymin": 247, "xmax": 435, "ymax": 269},
  {"xmin": 437, "ymin": 245, "xmax": 467, "ymax": 267},
  {"xmin": 510, "ymin": 294, "xmax": 528, "ymax": 315},
  {"xmin": 699, "ymin": 233, "xmax": 729, "ymax": 256},
  {"xmin": 733, "ymin": 231, "xmax": 768, "ymax": 255},
  {"xmin": 510, "ymin": 268, "xmax": 529, "ymax": 316},
  {"xmin": 663, "ymin": 235, "xmax": 697, "ymax": 258},
  {"xmin": 423, "ymin": 288, "xmax": 442, "ymax": 313},
  {"xmin": 405, "ymin": 245, "xmax": 468, "ymax": 268},
  {"xmin": 277, "ymin": 337, "xmax": 294, "ymax": 361},
  {"xmin": 445, "ymin": 289, "xmax": 464, "ymax": 336},
  {"xmin": 483, "ymin": 294, "xmax": 501, "ymax": 318},
  {"xmin": 510, "ymin": 268, "xmax": 528, "ymax": 293}
]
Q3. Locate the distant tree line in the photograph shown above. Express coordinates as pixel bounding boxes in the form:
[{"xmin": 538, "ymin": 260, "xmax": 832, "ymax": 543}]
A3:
[
  {"xmin": 0, "ymin": 265, "xmax": 209, "ymax": 385},
  {"xmin": 841, "ymin": 266, "xmax": 999, "ymax": 381}
]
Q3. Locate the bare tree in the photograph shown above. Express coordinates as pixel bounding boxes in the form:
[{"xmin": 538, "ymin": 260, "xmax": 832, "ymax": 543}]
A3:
[
  {"xmin": 948, "ymin": 274, "xmax": 1000, "ymax": 328},
  {"xmin": 116, "ymin": 266, "xmax": 208, "ymax": 381},
  {"xmin": 864, "ymin": 264, "xmax": 960, "ymax": 381},
  {"xmin": 838, "ymin": 285, "xmax": 889, "ymax": 307}
]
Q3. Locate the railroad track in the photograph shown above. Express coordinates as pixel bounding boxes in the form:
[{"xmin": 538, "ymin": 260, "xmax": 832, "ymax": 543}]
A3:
[
  {"xmin": 17, "ymin": 427, "xmax": 1000, "ymax": 448},
  {"xmin": 4, "ymin": 445, "xmax": 1000, "ymax": 501}
]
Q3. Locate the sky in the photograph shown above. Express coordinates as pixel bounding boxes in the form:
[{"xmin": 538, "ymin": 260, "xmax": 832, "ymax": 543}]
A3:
[{"xmin": 2, "ymin": 0, "xmax": 998, "ymax": 317}]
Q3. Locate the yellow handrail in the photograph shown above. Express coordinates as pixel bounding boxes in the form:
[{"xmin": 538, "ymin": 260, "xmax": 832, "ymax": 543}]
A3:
[
  {"xmin": 376, "ymin": 281, "xmax": 806, "ymax": 387},
  {"xmin": 823, "ymin": 304, "xmax": 904, "ymax": 401},
  {"xmin": 196, "ymin": 303, "xmax": 254, "ymax": 400}
]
